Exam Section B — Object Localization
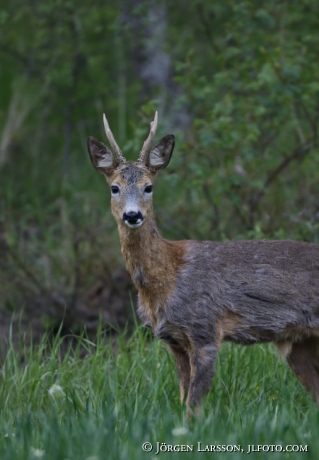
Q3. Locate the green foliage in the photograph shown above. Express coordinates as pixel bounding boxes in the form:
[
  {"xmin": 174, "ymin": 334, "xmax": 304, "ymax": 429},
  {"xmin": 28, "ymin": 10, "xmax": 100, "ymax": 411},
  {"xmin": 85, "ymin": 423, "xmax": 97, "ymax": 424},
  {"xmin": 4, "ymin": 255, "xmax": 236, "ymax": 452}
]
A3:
[
  {"xmin": 0, "ymin": 326, "xmax": 317, "ymax": 459},
  {"xmin": 1, "ymin": 4, "xmax": 319, "ymax": 454},
  {"xmin": 1, "ymin": 0, "xmax": 319, "ymax": 250},
  {"xmin": 167, "ymin": 0, "xmax": 319, "ymax": 240}
]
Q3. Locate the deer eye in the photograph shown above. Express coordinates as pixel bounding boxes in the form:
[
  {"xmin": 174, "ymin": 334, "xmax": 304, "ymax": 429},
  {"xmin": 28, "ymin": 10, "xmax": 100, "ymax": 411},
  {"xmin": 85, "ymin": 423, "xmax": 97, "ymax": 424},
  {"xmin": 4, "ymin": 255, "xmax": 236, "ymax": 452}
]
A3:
[
  {"xmin": 111, "ymin": 185, "xmax": 120, "ymax": 195},
  {"xmin": 144, "ymin": 185, "xmax": 153, "ymax": 194}
]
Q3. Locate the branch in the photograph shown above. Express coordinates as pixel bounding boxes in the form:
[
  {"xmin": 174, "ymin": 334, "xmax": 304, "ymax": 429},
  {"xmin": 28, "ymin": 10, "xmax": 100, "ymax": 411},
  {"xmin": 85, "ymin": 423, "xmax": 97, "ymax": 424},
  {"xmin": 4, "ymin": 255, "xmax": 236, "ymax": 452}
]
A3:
[
  {"xmin": 5, "ymin": 244, "xmax": 46, "ymax": 296},
  {"xmin": 249, "ymin": 139, "xmax": 315, "ymax": 214},
  {"xmin": 202, "ymin": 182, "xmax": 221, "ymax": 237}
]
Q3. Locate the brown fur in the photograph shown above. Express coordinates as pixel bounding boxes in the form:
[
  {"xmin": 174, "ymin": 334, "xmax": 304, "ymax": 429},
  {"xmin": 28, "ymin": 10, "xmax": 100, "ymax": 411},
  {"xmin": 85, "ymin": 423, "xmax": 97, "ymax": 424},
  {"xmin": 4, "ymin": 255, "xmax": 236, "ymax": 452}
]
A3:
[
  {"xmin": 219, "ymin": 311, "xmax": 243, "ymax": 339},
  {"xmin": 286, "ymin": 337, "xmax": 319, "ymax": 401},
  {"xmin": 88, "ymin": 121, "xmax": 319, "ymax": 411},
  {"xmin": 117, "ymin": 218, "xmax": 186, "ymax": 324}
]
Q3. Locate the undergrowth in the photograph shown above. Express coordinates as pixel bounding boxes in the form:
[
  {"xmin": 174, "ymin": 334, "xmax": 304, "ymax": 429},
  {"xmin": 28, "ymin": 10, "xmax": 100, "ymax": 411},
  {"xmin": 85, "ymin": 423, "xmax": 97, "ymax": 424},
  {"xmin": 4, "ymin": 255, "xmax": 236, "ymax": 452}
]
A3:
[{"xmin": 0, "ymin": 324, "xmax": 316, "ymax": 459}]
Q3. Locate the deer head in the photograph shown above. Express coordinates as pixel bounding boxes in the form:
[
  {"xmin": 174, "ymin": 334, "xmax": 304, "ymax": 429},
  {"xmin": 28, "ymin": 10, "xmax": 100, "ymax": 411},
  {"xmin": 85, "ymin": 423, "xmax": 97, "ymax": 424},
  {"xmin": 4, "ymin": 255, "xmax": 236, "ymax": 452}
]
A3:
[{"xmin": 87, "ymin": 112, "xmax": 175, "ymax": 229}]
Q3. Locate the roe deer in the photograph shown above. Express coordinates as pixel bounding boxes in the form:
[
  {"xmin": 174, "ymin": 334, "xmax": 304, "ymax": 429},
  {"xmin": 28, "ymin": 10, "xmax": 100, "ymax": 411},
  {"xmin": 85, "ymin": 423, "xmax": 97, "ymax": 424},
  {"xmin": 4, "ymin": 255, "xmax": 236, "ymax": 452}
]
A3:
[{"xmin": 87, "ymin": 112, "xmax": 319, "ymax": 408}]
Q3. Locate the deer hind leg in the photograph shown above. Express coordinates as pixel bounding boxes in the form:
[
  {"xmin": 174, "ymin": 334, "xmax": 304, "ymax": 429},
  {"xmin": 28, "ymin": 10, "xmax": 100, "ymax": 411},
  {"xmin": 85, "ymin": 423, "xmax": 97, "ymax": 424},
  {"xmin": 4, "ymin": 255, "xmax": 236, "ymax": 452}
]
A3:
[
  {"xmin": 169, "ymin": 345, "xmax": 191, "ymax": 404},
  {"xmin": 186, "ymin": 343, "xmax": 219, "ymax": 409},
  {"xmin": 280, "ymin": 336, "xmax": 319, "ymax": 401}
]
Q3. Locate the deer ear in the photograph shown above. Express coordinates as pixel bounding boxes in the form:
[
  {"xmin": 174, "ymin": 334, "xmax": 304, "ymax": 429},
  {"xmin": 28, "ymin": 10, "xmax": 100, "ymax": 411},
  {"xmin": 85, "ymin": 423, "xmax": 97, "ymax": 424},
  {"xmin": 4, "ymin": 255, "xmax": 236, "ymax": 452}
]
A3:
[
  {"xmin": 87, "ymin": 136, "xmax": 115, "ymax": 175},
  {"xmin": 147, "ymin": 134, "xmax": 175, "ymax": 172}
]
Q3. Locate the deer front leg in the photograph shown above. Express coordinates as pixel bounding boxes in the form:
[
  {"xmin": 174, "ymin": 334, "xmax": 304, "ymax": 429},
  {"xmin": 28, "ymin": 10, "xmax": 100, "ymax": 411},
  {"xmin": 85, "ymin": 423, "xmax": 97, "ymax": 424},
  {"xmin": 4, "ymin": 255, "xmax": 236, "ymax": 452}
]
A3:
[
  {"xmin": 169, "ymin": 345, "xmax": 191, "ymax": 404},
  {"xmin": 186, "ymin": 343, "xmax": 219, "ymax": 409}
]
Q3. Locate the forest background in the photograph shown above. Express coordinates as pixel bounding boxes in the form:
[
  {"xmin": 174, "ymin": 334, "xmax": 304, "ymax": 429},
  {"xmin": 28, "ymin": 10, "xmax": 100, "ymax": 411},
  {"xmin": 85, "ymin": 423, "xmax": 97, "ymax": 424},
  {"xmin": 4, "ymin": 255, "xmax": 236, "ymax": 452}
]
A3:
[{"xmin": 1, "ymin": 0, "xmax": 319, "ymax": 347}]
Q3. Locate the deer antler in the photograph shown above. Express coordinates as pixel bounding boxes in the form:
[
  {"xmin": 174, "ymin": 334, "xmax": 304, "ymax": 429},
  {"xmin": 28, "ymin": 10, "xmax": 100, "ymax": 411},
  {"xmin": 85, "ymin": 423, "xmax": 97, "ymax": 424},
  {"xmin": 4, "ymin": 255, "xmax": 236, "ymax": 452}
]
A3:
[
  {"xmin": 103, "ymin": 114, "xmax": 126, "ymax": 164},
  {"xmin": 138, "ymin": 111, "xmax": 158, "ymax": 164}
]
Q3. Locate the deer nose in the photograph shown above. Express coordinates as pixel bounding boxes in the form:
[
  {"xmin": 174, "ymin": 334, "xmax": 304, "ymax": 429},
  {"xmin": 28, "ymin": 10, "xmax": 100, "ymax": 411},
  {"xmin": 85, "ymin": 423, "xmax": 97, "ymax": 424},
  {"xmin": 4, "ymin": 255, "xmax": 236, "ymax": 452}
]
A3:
[{"xmin": 123, "ymin": 211, "xmax": 144, "ymax": 226}]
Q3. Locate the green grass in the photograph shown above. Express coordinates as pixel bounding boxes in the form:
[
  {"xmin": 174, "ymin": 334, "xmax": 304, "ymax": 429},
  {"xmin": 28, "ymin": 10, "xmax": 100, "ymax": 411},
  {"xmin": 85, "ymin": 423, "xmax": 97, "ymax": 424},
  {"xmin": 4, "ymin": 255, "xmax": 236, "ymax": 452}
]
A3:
[{"xmin": 0, "ymin": 324, "xmax": 317, "ymax": 460}]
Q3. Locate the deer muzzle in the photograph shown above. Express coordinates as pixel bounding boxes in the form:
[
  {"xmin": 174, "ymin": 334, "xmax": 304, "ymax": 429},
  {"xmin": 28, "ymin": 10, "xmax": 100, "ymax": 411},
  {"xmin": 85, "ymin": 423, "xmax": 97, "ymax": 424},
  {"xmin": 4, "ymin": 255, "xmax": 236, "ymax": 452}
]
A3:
[{"xmin": 122, "ymin": 211, "xmax": 144, "ymax": 228}]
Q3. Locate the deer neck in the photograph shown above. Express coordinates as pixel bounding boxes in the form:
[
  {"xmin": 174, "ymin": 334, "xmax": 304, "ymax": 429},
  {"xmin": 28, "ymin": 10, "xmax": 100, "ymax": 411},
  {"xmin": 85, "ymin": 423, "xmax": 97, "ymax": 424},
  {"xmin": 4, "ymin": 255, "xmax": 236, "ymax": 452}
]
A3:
[
  {"xmin": 117, "ymin": 210, "xmax": 186, "ymax": 315},
  {"xmin": 118, "ymin": 210, "xmax": 165, "ymax": 282}
]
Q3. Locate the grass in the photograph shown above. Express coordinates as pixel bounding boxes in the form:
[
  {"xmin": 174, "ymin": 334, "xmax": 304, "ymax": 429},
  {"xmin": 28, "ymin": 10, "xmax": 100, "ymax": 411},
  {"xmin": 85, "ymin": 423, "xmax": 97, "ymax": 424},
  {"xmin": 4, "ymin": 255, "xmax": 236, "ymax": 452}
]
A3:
[
  {"xmin": 1, "ymin": 151, "xmax": 318, "ymax": 459},
  {"xmin": 0, "ymin": 323, "xmax": 317, "ymax": 460}
]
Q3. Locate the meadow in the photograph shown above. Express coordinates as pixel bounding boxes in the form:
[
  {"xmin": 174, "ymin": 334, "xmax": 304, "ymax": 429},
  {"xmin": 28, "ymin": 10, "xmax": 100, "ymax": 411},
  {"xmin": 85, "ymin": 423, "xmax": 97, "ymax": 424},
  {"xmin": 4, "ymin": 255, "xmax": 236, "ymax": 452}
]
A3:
[
  {"xmin": 0, "ymin": 96, "xmax": 318, "ymax": 459},
  {"xmin": 1, "ymin": 2, "xmax": 319, "ymax": 459},
  {"xmin": 0, "ymin": 322, "xmax": 317, "ymax": 460}
]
